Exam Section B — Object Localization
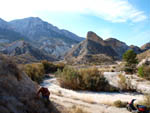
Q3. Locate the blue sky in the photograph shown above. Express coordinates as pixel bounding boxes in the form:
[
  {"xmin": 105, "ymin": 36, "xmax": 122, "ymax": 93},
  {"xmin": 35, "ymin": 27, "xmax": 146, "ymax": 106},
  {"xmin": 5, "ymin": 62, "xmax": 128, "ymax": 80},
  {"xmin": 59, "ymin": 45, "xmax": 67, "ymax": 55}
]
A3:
[{"xmin": 0, "ymin": 0, "xmax": 149, "ymax": 46}]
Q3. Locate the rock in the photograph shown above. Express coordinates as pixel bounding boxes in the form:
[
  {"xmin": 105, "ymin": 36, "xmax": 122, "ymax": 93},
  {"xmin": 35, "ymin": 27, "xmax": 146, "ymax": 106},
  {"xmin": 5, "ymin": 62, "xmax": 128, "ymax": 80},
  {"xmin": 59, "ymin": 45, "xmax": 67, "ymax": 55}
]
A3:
[
  {"xmin": 141, "ymin": 42, "xmax": 150, "ymax": 51},
  {"xmin": 65, "ymin": 32, "xmax": 123, "ymax": 65}
]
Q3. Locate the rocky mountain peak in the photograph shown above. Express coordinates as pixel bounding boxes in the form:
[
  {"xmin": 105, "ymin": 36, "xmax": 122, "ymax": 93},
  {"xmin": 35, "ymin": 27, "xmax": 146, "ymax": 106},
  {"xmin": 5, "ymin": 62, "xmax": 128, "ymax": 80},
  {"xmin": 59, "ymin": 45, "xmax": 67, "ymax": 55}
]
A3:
[
  {"xmin": 87, "ymin": 31, "xmax": 103, "ymax": 42},
  {"xmin": 0, "ymin": 18, "xmax": 11, "ymax": 29}
]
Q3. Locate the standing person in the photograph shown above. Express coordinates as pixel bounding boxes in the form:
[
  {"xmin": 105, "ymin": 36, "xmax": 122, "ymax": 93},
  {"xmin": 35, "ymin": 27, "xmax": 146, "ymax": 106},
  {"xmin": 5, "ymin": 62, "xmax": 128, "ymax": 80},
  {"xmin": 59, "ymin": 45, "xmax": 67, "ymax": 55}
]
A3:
[{"xmin": 37, "ymin": 87, "xmax": 50, "ymax": 104}]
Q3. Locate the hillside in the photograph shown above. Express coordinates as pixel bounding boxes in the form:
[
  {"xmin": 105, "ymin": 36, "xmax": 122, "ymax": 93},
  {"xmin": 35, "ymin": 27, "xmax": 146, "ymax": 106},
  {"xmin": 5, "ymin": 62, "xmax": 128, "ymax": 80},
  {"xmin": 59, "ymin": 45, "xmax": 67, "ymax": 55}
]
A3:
[
  {"xmin": 1, "ymin": 40, "xmax": 56, "ymax": 62},
  {"xmin": 0, "ymin": 55, "xmax": 62, "ymax": 113},
  {"xmin": 141, "ymin": 42, "xmax": 150, "ymax": 51},
  {"xmin": 137, "ymin": 49, "xmax": 150, "ymax": 61}
]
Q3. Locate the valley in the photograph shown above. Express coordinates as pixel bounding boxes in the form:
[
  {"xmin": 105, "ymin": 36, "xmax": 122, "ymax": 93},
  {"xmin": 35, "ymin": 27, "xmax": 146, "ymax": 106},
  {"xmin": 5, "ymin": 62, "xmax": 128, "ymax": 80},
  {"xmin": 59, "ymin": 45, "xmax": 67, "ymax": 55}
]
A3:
[{"xmin": 0, "ymin": 16, "xmax": 150, "ymax": 113}]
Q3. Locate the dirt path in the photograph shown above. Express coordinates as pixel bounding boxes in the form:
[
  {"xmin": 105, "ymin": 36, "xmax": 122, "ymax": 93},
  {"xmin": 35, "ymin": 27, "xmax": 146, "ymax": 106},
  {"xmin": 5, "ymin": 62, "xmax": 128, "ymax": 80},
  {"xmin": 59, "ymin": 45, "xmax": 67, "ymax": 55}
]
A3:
[{"xmin": 50, "ymin": 93, "xmax": 131, "ymax": 113}]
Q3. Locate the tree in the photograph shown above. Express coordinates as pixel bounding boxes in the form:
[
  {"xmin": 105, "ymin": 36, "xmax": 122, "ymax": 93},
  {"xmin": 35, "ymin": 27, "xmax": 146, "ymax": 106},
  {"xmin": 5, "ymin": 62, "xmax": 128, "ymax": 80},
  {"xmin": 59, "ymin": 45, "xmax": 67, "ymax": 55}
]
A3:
[
  {"xmin": 123, "ymin": 49, "xmax": 138, "ymax": 74},
  {"xmin": 123, "ymin": 49, "xmax": 138, "ymax": 65}
]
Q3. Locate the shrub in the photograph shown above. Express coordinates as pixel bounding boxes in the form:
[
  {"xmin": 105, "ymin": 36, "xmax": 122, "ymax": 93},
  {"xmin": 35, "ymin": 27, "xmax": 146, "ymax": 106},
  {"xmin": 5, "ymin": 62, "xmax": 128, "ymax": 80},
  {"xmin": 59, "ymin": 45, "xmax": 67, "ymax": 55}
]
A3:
[
  {"xmin": 113, "ymin": 100, "xmax": 127, "ymax": 108},
  {"xmin": 57, "ymin": 66, "xmax": 118, "ymax": 91},
  {"xmin": 0, "ymin": 55, "xmax": 21, "ymax": 80},
  {"xmin": 123, "ymin": 50, "xmax": 138, "ymax": 65},
  {"xmin": 124, "ymin": 64, "xmax": 137, "ymax": 74},
  {"xmin": 24, "ymin": 63, "xmax": 45, "ymax": 83},
  {"xmin": 42, "ymin": 60, "xmax": 65, "ymax": 73},
  {"xmin": 138, "ymin": 65, "xmax": 150, "ymax": 79},
  {"xmin": 123, "ymin": 50, "xmax": 138, "ymax": 74}
]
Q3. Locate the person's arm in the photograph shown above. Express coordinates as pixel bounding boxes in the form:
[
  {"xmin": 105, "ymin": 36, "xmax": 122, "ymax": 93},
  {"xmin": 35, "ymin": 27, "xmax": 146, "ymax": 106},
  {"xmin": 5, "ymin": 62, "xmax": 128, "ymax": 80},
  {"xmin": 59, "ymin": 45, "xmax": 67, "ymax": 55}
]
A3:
[{"xmin": 37, "ymin": 88, "xmax": 42, "ymax": 97}]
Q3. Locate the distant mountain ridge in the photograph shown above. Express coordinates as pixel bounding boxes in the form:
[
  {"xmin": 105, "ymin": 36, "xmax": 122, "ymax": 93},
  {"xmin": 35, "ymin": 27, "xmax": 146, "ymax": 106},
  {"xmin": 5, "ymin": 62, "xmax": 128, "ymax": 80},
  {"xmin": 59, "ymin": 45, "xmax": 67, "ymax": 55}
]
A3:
[
  {"xmin": 9, "ymin": 17, "xmax": 84, "ymax": 43},
  {"xmin": 0, "ymin": 17, "xmax": 84, "ymax": 60},
  {"xmin": 0, "ymin": 17, "xmax": 149, "ymax": 63}
]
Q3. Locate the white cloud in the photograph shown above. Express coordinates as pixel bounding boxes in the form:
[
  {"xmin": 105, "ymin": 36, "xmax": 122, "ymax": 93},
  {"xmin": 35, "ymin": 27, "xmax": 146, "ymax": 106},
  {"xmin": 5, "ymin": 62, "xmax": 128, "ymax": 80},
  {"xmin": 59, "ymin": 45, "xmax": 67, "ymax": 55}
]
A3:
[{"xmin": 0, "ymin": 0, "xmax": 147, "ymax": 22}]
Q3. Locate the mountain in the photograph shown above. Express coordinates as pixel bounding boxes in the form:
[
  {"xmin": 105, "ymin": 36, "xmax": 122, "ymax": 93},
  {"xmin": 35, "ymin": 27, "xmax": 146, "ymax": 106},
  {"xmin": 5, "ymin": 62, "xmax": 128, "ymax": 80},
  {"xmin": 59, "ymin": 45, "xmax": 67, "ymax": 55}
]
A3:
[
  {"xmin": 9, "ymin": 17, "xmax": 84, "ymax": 58},
  {"xmin": 129, "ymin": 45, "xmax": 142, "ymax": 54},
  {"xmin": 104, "ymin": 38, "xmax": 129, "ymax": 59},
  {"xmin": 65, "ymin": 31, "xmax": 145, "ymax": 64},
  {"xmin": 1, "ymin": 40, "xmax": 56, "ymax": 62},
  {"xmin": 65, "ymin": 31, "xmax": 119, "ymax": 65},
  {"xmin": 141, "ymin": 42, "xmax": 150, "ymax": 51},
  {"xmin": 0, "ymin": 18, "xmax": 26, "ymax": 44},
  {"xmin": 0, "ymin": 18, "xmax": 11, "ymax": 29}
]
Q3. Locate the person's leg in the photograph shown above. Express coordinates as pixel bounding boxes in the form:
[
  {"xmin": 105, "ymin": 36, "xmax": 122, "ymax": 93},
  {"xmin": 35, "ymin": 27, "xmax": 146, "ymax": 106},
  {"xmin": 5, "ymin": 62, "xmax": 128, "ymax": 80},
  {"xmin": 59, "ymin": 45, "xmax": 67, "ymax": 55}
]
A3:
[
  {"xmin": 43, "ymin": 96, "xmax": 50, "ymax": 104},
  {"xmin": 45, "ymin": 96, "xmax": 50, "ymax": 104}
]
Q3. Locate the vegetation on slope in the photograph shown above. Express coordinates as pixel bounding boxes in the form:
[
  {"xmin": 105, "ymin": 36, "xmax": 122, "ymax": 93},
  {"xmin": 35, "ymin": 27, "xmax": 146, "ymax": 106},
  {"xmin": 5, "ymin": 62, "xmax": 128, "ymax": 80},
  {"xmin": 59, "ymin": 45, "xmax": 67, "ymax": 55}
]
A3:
[{"xmin": 56, "ymin": 66, "xmax": 118, "ymax": 92}]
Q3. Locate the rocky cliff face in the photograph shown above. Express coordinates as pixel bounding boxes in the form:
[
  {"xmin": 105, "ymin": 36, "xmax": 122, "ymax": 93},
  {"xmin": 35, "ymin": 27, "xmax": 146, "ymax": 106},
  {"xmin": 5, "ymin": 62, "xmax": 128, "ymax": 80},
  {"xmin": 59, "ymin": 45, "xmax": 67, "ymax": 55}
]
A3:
[
  {"xmin": 105, "ymin": 38, "xmax": 129, "ymax": 59},
  {"xmin": 65, "ymin": 31, "xmax": 119, "ymax": 65},
  {"xmin": 65, "ymin": 31, "xmax": 146, "ymax": 64},
  {"xmin": 0, "ymin": 55, "xmax": 60, "ymax": 113}
]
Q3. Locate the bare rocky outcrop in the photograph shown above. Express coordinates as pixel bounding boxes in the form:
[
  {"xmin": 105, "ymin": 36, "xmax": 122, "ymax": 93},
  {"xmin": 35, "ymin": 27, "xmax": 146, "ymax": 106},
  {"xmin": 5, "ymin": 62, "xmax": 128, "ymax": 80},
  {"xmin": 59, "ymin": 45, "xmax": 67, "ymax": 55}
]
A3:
[
  {"xmin": 0, "ymin": 55, "xmax": 61, "ymax": 113},
  {"xmin": 65, "ymin": 32, "xmax": 125, "ymax": 65},
  {"xmin": 141, "ymin": 42, "xmax": 150, "ymax": 51}
]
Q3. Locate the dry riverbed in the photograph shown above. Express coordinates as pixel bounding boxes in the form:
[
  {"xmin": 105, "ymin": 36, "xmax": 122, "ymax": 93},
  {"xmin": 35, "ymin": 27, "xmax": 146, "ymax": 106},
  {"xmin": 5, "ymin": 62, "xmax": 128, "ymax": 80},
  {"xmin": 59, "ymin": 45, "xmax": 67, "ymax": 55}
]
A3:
[{"xmin": 41, "ymin": 73, "xmax": 145, "ymax": 113}]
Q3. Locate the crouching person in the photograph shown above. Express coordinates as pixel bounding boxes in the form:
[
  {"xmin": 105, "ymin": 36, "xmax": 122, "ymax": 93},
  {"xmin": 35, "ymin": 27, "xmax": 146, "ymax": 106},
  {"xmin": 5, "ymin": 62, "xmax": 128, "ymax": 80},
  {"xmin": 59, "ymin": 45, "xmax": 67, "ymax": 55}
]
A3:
[{"xmin": 37, "ymin": 87, "xmax": 50, "ymax": 104}]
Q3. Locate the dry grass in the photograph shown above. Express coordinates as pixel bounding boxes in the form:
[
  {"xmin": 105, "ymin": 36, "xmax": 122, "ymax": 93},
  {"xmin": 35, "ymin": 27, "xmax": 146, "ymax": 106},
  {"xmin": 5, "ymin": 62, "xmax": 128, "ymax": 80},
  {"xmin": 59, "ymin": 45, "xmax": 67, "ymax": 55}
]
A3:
[
  {"xmin": 113, "ymin": 100, "xmax": 128, "ymax": 108},
  {"xmin": 24, "ymin": 63, "xmax": 45, "ymax": 83},
  {"xmin": 69, "ymin": 106, "xmax": 89, "ymax": 113},
  {"xmin": 0, "ymin": 55, "xmax": 21, "ymax": 80},
  {"xmin": 138, "ymin": 94, "xmax": 150, "ymax": 106},
  {"xmin": 118, "ymin": 74, "xmax": 136, "ymax": 92}
]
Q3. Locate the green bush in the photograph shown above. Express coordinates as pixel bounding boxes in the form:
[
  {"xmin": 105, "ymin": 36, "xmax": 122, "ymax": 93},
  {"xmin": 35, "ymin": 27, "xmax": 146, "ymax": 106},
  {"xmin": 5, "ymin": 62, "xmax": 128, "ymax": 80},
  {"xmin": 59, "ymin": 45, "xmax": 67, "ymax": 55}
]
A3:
[
  {"xmin": 42, "ymin": 60, "xmax": 65, "ymax": 73},
  {"xmin": 24, "ymin": 63, "xmax": 45, "ymax": 83},
  {"xmin": 57, "ymin": 66, "xmax": 118, "ymax": 91},
  {"xmin": 123, "ymin": 50, "xmax": 138, "ymax": 65},
  {"xmin": 138, "ymin": 65, "xmax": 150, "ymax": 79},
  {"xmin": 123, "ymin": 50, "xmax": 138, "ymax": 74},
  {"xmin": 124, "ymin": 64, "xmax": 136, "ymax": 74}
]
